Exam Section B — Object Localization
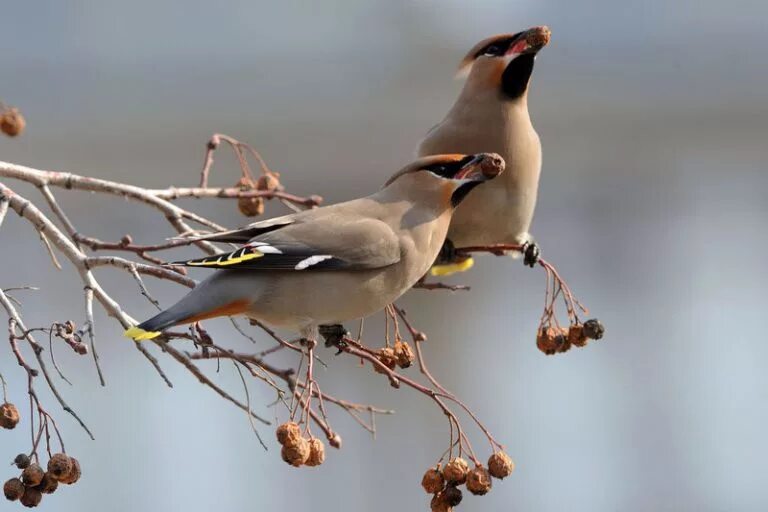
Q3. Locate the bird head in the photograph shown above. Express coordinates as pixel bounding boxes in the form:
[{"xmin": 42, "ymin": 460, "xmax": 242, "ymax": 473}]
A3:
[
  {"xmin": 456, "ymin": 26, "xmax": 551, "ymax": 100},
  {"xmin": 384, "ymin": 153, "xmax": 505, "ymax": 208}
]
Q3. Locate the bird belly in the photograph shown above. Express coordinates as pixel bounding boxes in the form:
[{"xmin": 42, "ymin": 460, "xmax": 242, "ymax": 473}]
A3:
[{"xmin": 245, "ymin": 267, "xmax": 412, "ymax": 330}]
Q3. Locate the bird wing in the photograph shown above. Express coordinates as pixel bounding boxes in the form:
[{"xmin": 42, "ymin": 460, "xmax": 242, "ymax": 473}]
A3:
[{"xmin": 168, "ymin": 214, "xmax": 401, "ymax": 271}]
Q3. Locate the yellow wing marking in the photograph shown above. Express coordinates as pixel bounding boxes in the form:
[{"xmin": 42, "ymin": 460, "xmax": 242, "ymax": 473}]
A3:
[{"xmin": 187, "ymin": 249, "xmax": 264, "ymax": 267}]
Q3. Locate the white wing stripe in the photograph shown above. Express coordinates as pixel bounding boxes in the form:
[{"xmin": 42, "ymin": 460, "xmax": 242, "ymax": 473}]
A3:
[
  {"xmin": 295, "ymin": 255, "xmax": 333, "ymax": 270},
  {"xmin": 256, "ymin": 245, "xmax": 283, "ymax": 254}
]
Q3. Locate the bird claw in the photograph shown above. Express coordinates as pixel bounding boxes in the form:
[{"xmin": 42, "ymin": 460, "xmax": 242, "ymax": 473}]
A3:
[
  {"xmin": 522, "ymin": 241, "xmax": 540, "ymax": 268},
  {"xmin": 319, "ymin": 324, "xmax": 349, "ymax": 353}
]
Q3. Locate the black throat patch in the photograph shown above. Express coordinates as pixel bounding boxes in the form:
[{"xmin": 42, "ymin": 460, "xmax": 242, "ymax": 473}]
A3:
[
  {"xmin": 501, "ymin": 53, "xmax": 535, "ymax": 100},
  {"xmin": 451, "ymin": 181, "xmax": 482, "ymax": 208}
]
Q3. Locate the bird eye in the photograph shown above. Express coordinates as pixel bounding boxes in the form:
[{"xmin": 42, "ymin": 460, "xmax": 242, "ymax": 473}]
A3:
[
  {"xmin": 484, "ymin": 45, "xmax": 500, "ymax": 56},
  {"xmin": 434, "ymin": 165, "xmax": 446, "ymax": 174}
]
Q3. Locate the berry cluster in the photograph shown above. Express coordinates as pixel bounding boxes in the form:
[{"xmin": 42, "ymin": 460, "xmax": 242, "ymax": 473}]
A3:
[
  {"xmin": 375, "ymin": 340, "xmax": 415, "ymax": 373},
  {"xmin": 276, "ymin": 422, "xmax": 325, "ymax": 468},
  {"xmin": 3, "ymin": 453, "xmax": 81, "ymax": 508},
  {"xmin": 536, "ymin": 318, "xmax": 604, "ymax": 355},
  {"xmin": 236, "ymin": 173, "xmax": 281, "ymax": 217},
  {"xmin": 422, "ymin": 452, "xmax": 514, "ymax": 511}
]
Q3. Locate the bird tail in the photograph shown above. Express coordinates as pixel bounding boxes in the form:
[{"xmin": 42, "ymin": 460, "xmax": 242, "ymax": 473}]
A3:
[
  {"xmin": 124, "ymin": 307, "xmax": 190, "ymax": 341},
  {"xmin": 124, "ymin": 273, "xmax": 253, "ymax": 341},
  {"xmin": 430, "ymin": 257, "xmax": 475, "ymax": 277}
]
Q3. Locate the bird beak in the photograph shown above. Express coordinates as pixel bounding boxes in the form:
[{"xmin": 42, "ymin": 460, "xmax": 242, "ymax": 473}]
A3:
[
  {"xmin": 455, "ymin": 153, "xmax": 505, "ymax": 182},
  {"xmin": 508, "ymin": 25, "xmax": 551, "ymax": 56}
]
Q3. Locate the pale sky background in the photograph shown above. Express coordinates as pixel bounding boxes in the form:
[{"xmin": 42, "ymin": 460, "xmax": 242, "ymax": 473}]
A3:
[{"xmin": 1, "ymin": 1, "xmax": 767, "ymax": 511}]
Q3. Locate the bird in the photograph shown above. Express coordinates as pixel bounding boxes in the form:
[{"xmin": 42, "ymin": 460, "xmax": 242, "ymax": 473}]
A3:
[
  {"xmin": 417, "ymin": 26, "xmax": 551, "ymax": 275},
  {"xmin": 124, "ymin": 152, "xmax": 505, "ymax": 342}
]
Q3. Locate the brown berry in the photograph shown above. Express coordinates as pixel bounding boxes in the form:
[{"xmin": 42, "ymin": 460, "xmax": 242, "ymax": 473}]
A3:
[
  {"xmin": 47, "ymin": 453, "xmax": 72, "ymax": 481},
  {"xmin": 568, "ymin": 324, "xmax": 588, "ymax": 348},
  {"xmin": 305, "ymin": 437, "xmax": 325, "ymax": 467},
  {"xmin": 235, "ymin": 177, "xmax": 264, "ymax": 217},
  {"xmin": 466, "ymin": 465, "xmax": 492, "ymax": 495},
  {"xmin": 555, "ymin": 327, "xmax": 572, "ymax": 353},
  {"xmin": 583, "ymin": 318, "xmax": 605, "ymax": 340},
  {"xmin": 21, "ymin": 464, "xmax": 44, "ymax": 487},
  {"xmin": 393, "ymin": 340, "xmax": 415, "ymax": 368},
  {"xmin": 58, "ymin": 457, "xmax": 80, "ymax": 485},
  {"xmin": 256, "ymin": 174, "xmax": 280, "ymax": 192},
  {"xmin": 275, "ymin": 422, "xmax": 301, "ymax": 446},
  {"xmin": 35, "ymin": 473, "xmax": 58, "ymax": 494},
  {"xmin": 4, "ymin": 478, "xmax": 24, "ymax": 501},
  {"xmin": 526, "ymin": 25, "xmax": 552, "ymax": 48},
  {"xmin": 536, "ymin": 327, "xmax": 559, "ymax": 355},
  {"xmin": 0, "ymin": 402, "xmax": 20, "ymax": 429},
  {"xmin": 280, "ymin": 437, "xmax": 310, "ymax": 467},
  {"xmin": 73, "ymin": 343, "xmax": 89, "ymax": 355},
  {"xmin": 442, "ymin": 457, "xmax": 469, "ymax": 485},
  {"xmin": 442, "ymin": 485, "xmax": 463, "ymax": 507},
  {"xmin": 237, "ymin": 196, "xmax": 265, "ymax": 217},
  {"xmin": 421, "ymin": 467, "xmax": 445, "ymax": 494},
  {"xmin": 488, "ymin": 452, "xmax": 515, "ymax": 479},
  {"xmin": 430, "ymin": 492, "xmax": 451, "ymax": 512},
  {"xmin": 19, "ymin": 486, "xmax": 42, "ymax": 508},
  {"xmin": 374, "ymin": 347, "xmax": 397, "ymax": 374},
  {"xmin": 14, "ymin": 453, "xmax": 31, "ymax": 469},
  {"xmin": 0, "ymin": 108, "xmax": 26, "ymax": 137}
]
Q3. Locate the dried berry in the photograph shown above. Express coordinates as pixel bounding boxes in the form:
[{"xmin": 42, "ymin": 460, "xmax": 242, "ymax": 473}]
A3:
[
  {"xmin": 21, "ymin": 464, "xmax": 44, "ymax": 487},
  {"xmin": 0, "ymin": 402, "xmax": 20, "ymax": 429},
  {"xmin": 58, "ymin": 457, "xmax": 80, "ymax": 485},
  {"xmin": 0, "ymin": 108, "xmax": 26, "ymax": 137},
  {"xmin": 235, "ymin": 177, "xmax": 265, "ymax": 217},
  {"xmin": 442, "ymin": 485, "xmax": 463, "ymax": 507},
  {"xmin": 466, "ymin": 465, "xmax": 492, "ymax": 495},
  {"xmin": 555, "ymin": 327, "xmax": 572, "ymax": 354},
  {"xmin": 393, "ymin": 340, "xmax": 415, "ymax": 369},
  {"xmin": 583, "ymin": 318, "xmax": 605, "ymax": 340},
  {"xmin": 256, "ymin": 174, "xmax": 280, "ymax": 192},
  {"xmin": 488, "ymin": 452, "xmax": 515, "ymax": 479},
  {"xmin": 275, "ymin": 422, "xmax": 301, "ymax": 446},
  {"xmin": 442, "ymin": 457, "xmax": 469, "ymax": 485},
  {"xmin": 4, "ymin": 478, "xmax": 24, "ymax": 501},
  {"xmin": 536, "ymin": 327, "xmax": 559, "ymax": 355},
  {"xmin": 280, "ymin": 437, "xmax": 310, "ymax": 467},
  {"xmin": 47, "ymin": 453, "xmax": 72, "ymax": 481},
  {"xmin": 35, "ymin": 473, "xmax": 58, "ymax": 494},
  {"xmin": 526, "ymin": 25, "xmax": 552, "ymax": 48},
  {"xmin": 568, "ymin": 324, "xmax": 588, "ymax": 348},
  {"xmin": 374, "ymin": 347, "xmax": 397, "ymax": 374},
  {"xmin": 430, "ymin": 492, "xmax": 451, "ymax": 512},
  {"xmin": 19, "ymin": 486, "xmax": 42, "ymax": 508},
  {"xmin": 73, "ymin": 343, "xmax": 89, "ymax": 355},
  {"xmin": 421, "ymin": 467, "xmax": 444, "ymax": 494},
  {"xmin": 305, "ymin": 437, "xmax": 325, "ymax": 467},
  {"xmin": 13, "ymin": 453, "xmax": 31, "ymax": 469}
]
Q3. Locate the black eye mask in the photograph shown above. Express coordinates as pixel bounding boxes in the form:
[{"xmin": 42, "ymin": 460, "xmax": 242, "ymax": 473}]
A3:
[{"xmin": 474, "ymin": 32, "xmax": 523, "ymax": 58}]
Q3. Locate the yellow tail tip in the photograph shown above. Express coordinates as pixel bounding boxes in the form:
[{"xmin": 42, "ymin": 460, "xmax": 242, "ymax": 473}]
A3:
[
  {"xmin": 124, "ymin": 326, "xmax": 162, "ymax": 341},
  {"xmin": 430, "ymin": 257, "xmax": 475, "ymax": 277}
]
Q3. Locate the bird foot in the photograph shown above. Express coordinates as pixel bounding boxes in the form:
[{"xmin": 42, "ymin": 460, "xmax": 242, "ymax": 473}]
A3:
[
  {"xmin": 319, "ymin": 324, "xmax": 350, "ymax": 353},
  {"xmin": 522, "ymin": 241, "xmax": 540, "ymax": 268},
  {"xmin": 434, "ymin": 239, "xmax": 457, "ymax": 265}
]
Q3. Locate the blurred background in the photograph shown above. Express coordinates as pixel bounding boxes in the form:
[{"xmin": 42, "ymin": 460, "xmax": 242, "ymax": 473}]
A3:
[{"xmin": 1, "ymin": 1, "xmax": 767, "ymax": 511}]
